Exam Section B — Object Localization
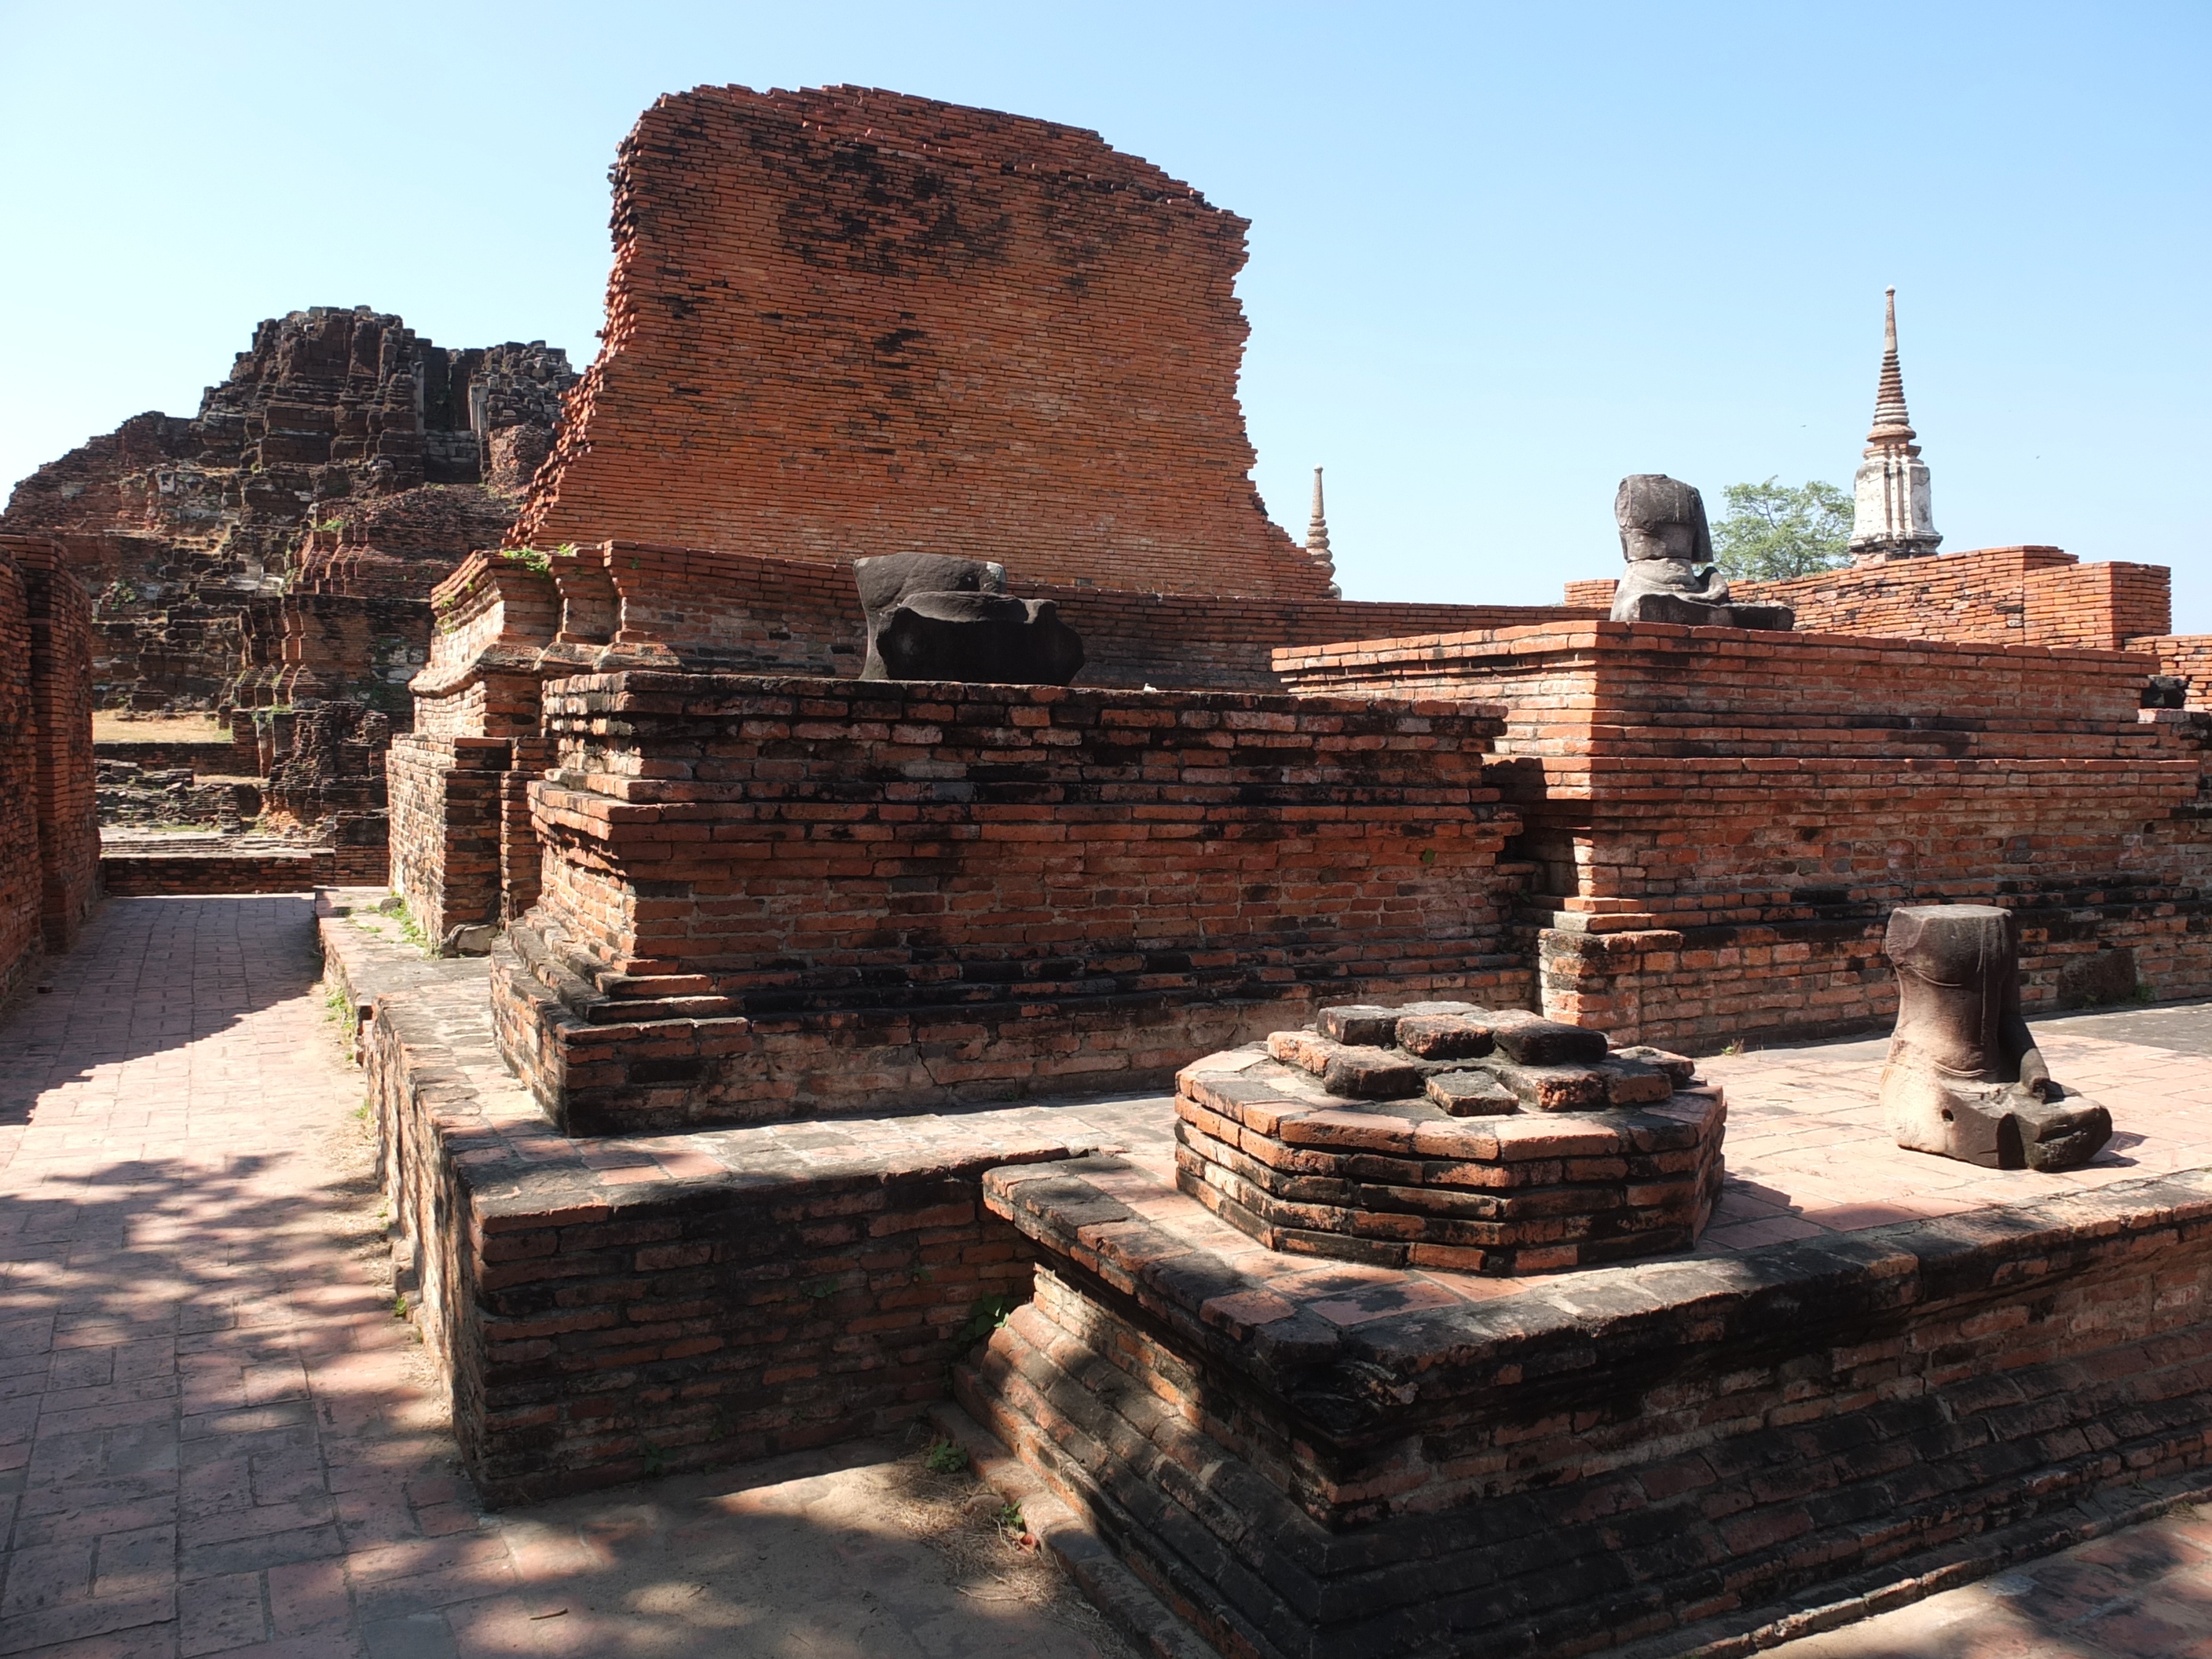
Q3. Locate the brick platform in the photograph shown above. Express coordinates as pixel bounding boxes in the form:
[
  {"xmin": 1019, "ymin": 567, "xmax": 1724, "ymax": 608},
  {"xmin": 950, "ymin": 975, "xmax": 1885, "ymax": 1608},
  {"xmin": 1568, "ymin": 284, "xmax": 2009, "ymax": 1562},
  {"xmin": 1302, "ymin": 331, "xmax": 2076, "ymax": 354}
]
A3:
[
  {"xmin": 323, "ymin": 892, "xmax": 1179, "ymax": 1505},
  {"xmin": 958, "ymin": 1018, "xmax": 2212, "ymax": 1659},
  {"xmin": 495, "ymin": 672, "xmax": 1529, "ymax": 1132}
]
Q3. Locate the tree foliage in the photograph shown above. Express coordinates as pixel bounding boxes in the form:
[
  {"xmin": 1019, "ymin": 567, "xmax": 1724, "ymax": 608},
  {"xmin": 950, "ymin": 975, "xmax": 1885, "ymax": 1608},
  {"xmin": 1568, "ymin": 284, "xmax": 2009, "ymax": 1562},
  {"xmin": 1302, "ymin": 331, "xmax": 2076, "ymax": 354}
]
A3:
[{"xmin": 1712, "ymin": 478, "xmax": 1854, "ymax": 582}]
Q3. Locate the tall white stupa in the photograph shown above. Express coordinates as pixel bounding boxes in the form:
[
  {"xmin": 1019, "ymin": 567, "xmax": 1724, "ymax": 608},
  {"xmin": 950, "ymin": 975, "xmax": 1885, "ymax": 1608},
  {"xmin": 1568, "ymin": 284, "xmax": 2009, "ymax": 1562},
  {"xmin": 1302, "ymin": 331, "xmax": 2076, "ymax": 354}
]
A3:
[{"xmin": 1848, "ymin": 287, "xmax": 1943, "ymax": 563}]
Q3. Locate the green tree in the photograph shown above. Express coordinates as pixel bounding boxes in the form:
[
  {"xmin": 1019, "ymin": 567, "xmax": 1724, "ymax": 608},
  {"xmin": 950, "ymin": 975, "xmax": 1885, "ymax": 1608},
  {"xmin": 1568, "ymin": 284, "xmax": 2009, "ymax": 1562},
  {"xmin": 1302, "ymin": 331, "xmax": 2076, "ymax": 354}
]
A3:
[{"xmin": 1711, "ymin": 478, "xmax": 1854, "ymax": 581}]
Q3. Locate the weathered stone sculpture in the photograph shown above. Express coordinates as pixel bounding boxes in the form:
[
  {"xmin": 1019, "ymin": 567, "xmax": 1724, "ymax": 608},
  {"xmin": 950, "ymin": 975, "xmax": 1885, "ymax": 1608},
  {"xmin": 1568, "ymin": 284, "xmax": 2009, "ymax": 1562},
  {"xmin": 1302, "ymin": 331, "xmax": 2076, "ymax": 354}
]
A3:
[
  {"xmin": 1607, "ymin": 474, "xmax": 1796, "ymax": 631},
  {"xmin": 1881, "ymin": 904, "xmax": 2112, "ymax": 1170},
  {"xmin": 854, "ymin": 553, "xmax": 1085, "ymax": 685}
]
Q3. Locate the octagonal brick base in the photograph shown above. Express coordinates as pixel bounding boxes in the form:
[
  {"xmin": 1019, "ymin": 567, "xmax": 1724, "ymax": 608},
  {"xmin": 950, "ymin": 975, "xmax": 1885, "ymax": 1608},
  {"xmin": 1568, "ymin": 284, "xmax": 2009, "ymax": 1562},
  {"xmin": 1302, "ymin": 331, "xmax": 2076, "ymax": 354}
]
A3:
[{"xmin": 1174, "ymin": 1042, "xmax": 1726, "ymax": 1273}]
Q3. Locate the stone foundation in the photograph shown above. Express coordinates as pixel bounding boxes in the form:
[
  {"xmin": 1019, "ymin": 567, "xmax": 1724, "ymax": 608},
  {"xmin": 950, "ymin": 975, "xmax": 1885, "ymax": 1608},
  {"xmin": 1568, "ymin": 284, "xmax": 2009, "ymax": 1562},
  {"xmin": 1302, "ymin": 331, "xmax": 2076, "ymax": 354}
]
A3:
[{"xmin": 960, "ymin": 1152, "xmax": 2212, "ymax": 1659}]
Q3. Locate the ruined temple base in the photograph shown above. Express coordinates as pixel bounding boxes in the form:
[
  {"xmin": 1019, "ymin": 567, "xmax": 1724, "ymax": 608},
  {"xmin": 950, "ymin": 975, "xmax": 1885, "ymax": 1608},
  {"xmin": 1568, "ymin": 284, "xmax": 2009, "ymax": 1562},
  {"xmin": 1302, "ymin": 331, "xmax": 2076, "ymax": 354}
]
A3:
[{"xmin": 956, "ymin": 1133, "xmax": 2212, "ymax": 1659}]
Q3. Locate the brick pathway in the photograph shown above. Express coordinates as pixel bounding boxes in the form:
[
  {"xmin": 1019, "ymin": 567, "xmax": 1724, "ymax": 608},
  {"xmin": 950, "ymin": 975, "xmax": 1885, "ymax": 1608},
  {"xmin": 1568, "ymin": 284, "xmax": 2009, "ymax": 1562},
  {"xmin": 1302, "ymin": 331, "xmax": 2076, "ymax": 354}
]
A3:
[
  {"xmin": 2, "ymin": 895, "xmax": 2207, "ymax": 1658},
  {"xmin": 0, "ymin": 898, "xmax": 1121, "ymax": 1658}
]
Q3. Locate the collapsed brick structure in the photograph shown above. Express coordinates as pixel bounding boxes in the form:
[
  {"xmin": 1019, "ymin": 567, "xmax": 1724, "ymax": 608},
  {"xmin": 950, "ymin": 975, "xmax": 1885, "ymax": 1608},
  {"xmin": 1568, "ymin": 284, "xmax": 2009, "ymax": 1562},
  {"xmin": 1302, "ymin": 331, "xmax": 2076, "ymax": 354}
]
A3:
[
  {"xmin": 0, "ymin": 537, "xmax": 98, "ymax": 998},
  {"xmin": 3, "ymin": 307, "xmax": 577, "ymax": 883},
  {"xmin": 4, "ymin": 307, "xmax": 575, "ymax": 715}
]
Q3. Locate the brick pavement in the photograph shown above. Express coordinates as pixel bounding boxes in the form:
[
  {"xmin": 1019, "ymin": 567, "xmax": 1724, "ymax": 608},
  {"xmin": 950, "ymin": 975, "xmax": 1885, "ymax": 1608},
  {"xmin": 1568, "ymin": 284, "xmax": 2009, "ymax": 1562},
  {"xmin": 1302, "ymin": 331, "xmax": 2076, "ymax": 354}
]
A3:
[
  {"xmin": 2, "ymin": 895, "xmax": 2209, "ymax": 1657},
  {"xmin": 0, "ymin": 898, "xmax": 1121, "ymax": 1657}
]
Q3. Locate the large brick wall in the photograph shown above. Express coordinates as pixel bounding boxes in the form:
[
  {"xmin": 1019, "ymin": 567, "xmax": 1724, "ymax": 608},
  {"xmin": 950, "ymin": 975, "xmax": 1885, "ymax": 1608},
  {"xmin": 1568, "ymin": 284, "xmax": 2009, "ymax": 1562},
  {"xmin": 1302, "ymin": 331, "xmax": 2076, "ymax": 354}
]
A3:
[
  {"xmin": 511, "ymin": 86, "xmax": 1331, "ymax": 599},
  {"xmin": 0, "ymin": 553, "xmax": 41, "ymax": 996},
  {"xmin": 1278, "ymin": 621, "xmax": 2212, "ymax": 1047},
  {"xmin": 0, "ymin": 536, "xmax": 100, "ymax": 996},
  {"xmin": 496, "ymin": 674, "xmax": 1528, "ymax": 1130}
]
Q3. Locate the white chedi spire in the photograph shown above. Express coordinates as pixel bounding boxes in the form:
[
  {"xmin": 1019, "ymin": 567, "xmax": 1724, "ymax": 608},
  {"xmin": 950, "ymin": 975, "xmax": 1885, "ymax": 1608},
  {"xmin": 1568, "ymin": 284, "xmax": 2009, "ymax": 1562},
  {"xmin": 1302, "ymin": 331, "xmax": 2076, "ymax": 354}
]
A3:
[{"xmin": 1848, "ymin": 287, "xmax": 1943, "ymax": 563}]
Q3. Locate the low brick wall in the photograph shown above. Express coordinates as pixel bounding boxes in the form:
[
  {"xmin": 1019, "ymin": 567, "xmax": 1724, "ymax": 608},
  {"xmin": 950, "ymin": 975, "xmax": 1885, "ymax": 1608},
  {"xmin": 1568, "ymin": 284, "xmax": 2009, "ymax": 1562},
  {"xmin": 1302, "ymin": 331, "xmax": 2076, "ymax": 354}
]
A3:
[
  {"xmin": 91, "ymin": 738, "xmax": 245, "ymax": 775},
  {"xmin": 102, "ymin": 850, "xmax": 331, "ymax": 894},
  {"xmin": 325, "ymin": 901, "xmax": 1133, "ymax": 1507},
  {"xmin": 1278, "ymin": 621, "xmax": 2212, "ymax": 1046},
  {"xmin": 965, "ymin": 1153, "xmax": 2212, "ymax": 1659}
]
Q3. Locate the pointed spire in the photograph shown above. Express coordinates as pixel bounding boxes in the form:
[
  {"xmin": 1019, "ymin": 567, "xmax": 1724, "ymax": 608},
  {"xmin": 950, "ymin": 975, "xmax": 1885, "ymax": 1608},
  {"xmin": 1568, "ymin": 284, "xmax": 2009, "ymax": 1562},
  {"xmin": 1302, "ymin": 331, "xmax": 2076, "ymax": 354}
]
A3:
[
  {"xmin": 1306, "ymin": 467, "xmax": 1331, "ymax": 558},
  {"xmin": 1866, "ymin": 286, "xmax": 1916, "ymax": 443},
  {"xmin": 1303, "ymin": 466, "xmax": 1340, "ymax": 597},
  {"xmin": 1848, "ymin": 287, "xmax": 1941, "ymax": 562}
]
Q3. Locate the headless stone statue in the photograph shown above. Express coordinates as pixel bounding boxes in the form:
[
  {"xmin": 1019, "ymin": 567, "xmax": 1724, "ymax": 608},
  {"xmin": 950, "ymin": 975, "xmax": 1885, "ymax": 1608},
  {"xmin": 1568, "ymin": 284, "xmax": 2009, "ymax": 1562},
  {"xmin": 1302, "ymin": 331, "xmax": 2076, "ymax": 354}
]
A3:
[
  {"xmin": 1607, "ymin": 474, "xmax": 1796, "ymax": 632},
  {"xmin": 1881, "ymin": 905, "xmax": 2112, "ymax": 1171},
  {"xmin": 853, "ymin": 553, "xmax": 1085, "ymax": 685}
]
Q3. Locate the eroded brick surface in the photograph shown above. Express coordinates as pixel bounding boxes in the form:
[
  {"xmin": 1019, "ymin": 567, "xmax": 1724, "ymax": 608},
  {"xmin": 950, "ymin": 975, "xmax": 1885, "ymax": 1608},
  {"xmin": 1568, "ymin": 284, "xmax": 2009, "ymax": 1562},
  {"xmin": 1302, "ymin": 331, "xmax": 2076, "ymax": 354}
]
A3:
[{"xmin": 511, "ymin": 86, "xmax": 1327, "ymax": 599}]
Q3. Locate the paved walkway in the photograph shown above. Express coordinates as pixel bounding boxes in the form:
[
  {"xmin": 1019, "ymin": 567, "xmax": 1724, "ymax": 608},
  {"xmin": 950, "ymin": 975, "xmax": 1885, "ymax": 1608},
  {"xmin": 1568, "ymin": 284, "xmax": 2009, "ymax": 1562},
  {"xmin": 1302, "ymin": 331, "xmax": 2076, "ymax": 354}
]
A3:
[
  {"xmin": 0, "ymin": 898, "xmax": 1121, "ymax": 1658},
  {"xmin": 2, "ymin": 895, "xmax": 2208, "ymax": 1658}
]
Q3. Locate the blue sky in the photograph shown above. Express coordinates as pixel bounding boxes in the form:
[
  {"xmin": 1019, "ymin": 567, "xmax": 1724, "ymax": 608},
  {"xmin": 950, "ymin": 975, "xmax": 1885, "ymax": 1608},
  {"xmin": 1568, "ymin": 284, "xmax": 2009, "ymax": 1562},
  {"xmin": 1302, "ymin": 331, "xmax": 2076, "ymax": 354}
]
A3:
[{"xmin": 3, "ymin": 2, "xmax": 2206, "ymax": 625}]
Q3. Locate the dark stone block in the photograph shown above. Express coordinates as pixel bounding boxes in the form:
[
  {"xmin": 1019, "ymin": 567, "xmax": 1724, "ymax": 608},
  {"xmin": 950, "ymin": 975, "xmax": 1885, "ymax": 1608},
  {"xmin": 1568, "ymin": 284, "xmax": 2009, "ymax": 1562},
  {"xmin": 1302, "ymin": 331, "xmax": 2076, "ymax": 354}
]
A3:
[
  {"xmin": 1397, "ymin": 1013, "xmax": 1495, "ymax": 1060},
  {"xmin": 1322, "ymin": 1048, "xmax": 1428, "ymax": 1101},
  {"xmin": 1489, "ymin": 1013, "xmax": 1609, "ymax": 1066},
  {"xmin": 1318, "ymin": 1004, "xmax": 1401, "ymax": 1047},
  {"xmin": 1426, "ymin": 1071, "xmax": 1518, "ymax": 1116}
]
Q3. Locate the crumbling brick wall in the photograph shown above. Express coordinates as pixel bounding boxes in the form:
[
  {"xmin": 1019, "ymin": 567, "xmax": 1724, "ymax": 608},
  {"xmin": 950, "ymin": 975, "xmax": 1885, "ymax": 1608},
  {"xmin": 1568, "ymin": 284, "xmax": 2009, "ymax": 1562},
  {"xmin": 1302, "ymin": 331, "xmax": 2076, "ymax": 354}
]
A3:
[
  {"xmin": 2, "ymin": 307, "xmax": 573, "ymax": 717},
  {"xmin": 512, "ymin": 86, "xmax": 1331, "ymax": 599},
  {"xmin": 2134, "ymin": 634, "xmax": 2212, "ymax": 709},
  {"xmin": 0, "ymin": 536, "xmax": 100, "ymax": 994}
]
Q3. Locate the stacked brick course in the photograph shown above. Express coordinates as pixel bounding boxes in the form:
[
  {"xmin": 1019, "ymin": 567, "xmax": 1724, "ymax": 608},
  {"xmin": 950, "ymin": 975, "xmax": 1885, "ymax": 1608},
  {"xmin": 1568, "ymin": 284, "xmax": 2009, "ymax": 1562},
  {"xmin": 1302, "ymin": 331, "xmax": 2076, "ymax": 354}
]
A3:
[
  {"xmin": 496, "ymin": 674, "xmax": 1527, "ymax": 1130},
  {"xmin": 1278, "ymin": 621, "xmax": 2212, "ymax": 1047},
  {"xmin": 0, "ymin": 536, "xmax": 99, "ymax": 996},
  {"xmin": 511, "ymin": 85, "xmax": 1331, "ymax": 598},
  {"xmin": 388, "ymin": 553, "xmax": 565, "ymax": 938}
]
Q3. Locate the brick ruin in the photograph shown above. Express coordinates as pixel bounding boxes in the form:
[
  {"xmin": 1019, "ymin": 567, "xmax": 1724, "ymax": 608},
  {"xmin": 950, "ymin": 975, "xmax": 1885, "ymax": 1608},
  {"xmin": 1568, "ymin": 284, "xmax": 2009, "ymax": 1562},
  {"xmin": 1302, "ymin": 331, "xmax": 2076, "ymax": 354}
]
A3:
[
  {"xmin": 508, "ymin": 85, "xmax": 1334, "ymax": 599},
  {"xmin": 64, "ymin": 80, "xmax": 2185, "ymax": 1659},
  {"xmin": 1279, "ymin": 620, "xmax": 2212, "ymax": 1047},
  {"xmin": 2, "ymin": 306, "xmax": 577, "ymax": 884},
  {"xmin": 0, "ymin": 537, "xmax": 98, "ymax": 999}
]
